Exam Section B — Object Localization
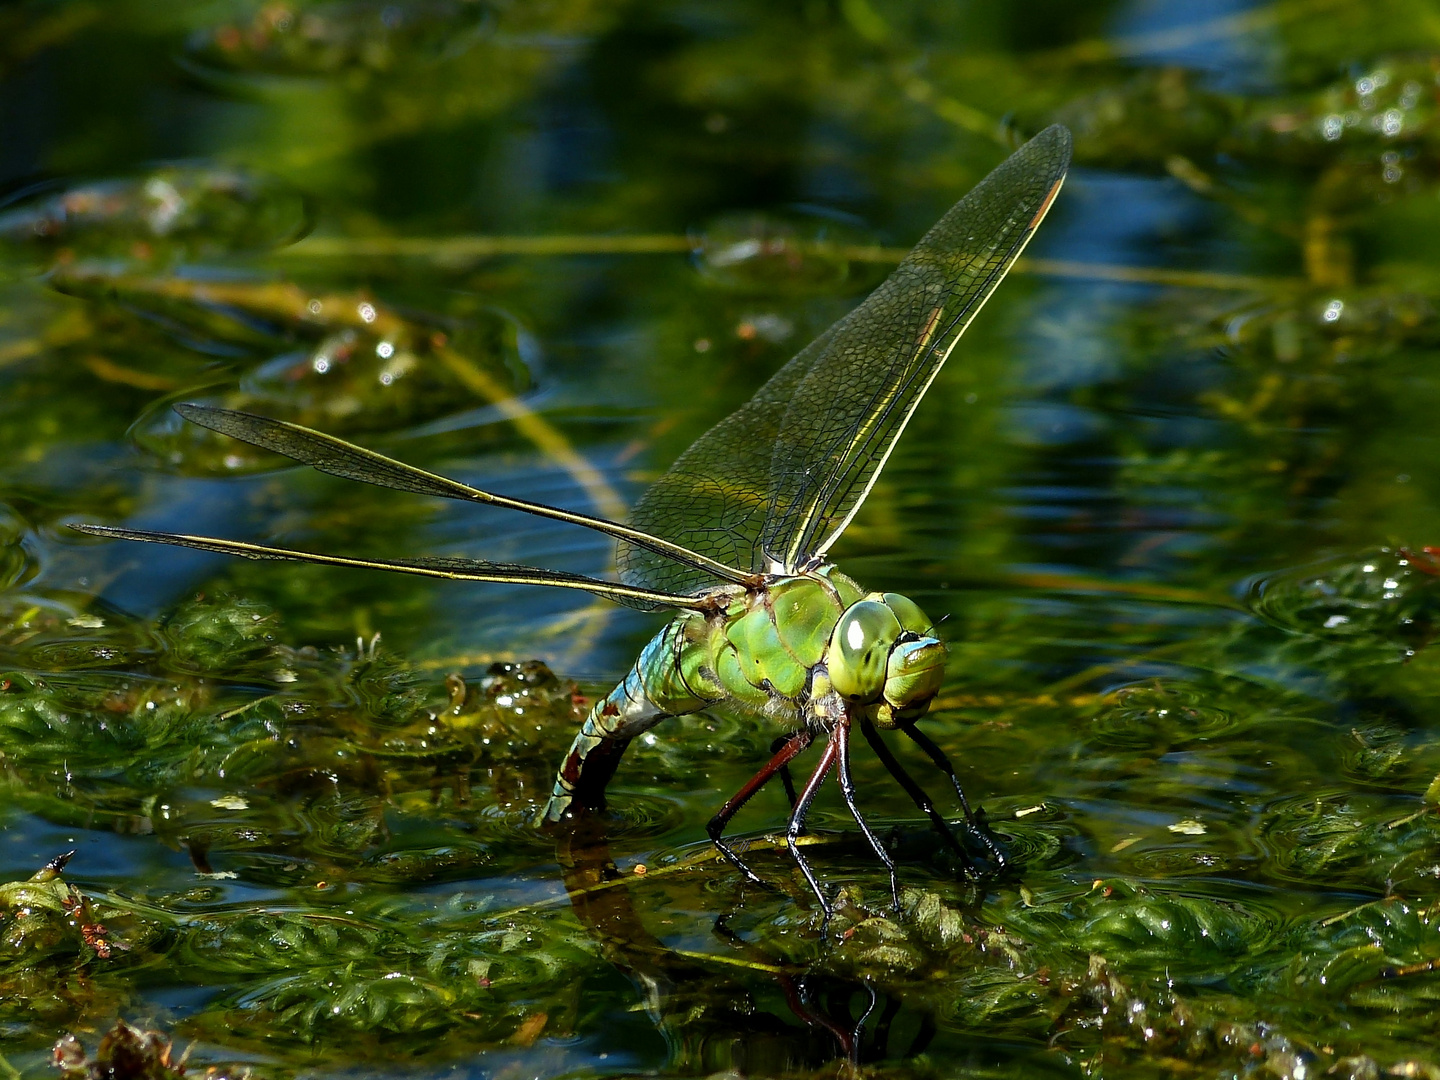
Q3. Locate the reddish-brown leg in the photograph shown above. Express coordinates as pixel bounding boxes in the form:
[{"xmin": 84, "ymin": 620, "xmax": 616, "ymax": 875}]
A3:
[
  {"xmin": 787, "ymin": 730, "xmax": 840, "ymax": 918},
  {"xmin": 707, "ymin": 728, "xmax": 815, "ymax": 887},
  {"xmin": 769, "ymin": 734, "xmax": 801, "ymax": 808}
]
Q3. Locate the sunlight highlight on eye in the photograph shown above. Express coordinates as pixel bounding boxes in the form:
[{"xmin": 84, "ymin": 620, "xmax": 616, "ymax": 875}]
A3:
[{"xmin": 846, "ymin": 618, "xmax": 866, "ymax": 650}]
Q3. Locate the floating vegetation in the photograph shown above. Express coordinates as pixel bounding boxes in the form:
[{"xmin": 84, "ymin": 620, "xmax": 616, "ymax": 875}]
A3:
[
  {"xmin": 0, "ymin": 167, "xmax": 311, "ymax": 267},
  {"xmin": 1246, "ymin": 545, "xmax": 1440, "ymax": 653},
  {"xmin": 37, "ymin": 266, "xmax": 532, "ymax": 471},
  {"xmin": 690, "ymin": 210, "xmax": 885, "ymax": 294},
  {"xmin": 184, "ymin": 0, "xmax": 494, "ymax": 78},
  {"xmin": 1244, "ymin": 58, "xmax": 1440, "ymax": 166},
  {"xmin": 54, "ymin": 1020, "xmax": 190, "ymax": 1080}
]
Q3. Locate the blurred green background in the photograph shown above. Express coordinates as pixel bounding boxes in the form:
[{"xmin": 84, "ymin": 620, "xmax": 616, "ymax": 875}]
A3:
[{"xmin": 7, "ymin": 0, "xmax": 1440, "ymax": 1077}]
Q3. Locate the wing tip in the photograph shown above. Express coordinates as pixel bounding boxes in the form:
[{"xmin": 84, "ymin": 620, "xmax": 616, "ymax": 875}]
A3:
[
  {"xmin": 66, "ymin": 522, "xmax": 114, "ymax": 537},
  {"xmin": 1021, "ymin": 123, "xmax": 1073, "ymax": 177},
  {"xmin": 1028, "ymin": 173, "xmax": 1067, "ymax": 231},
  {"xmin": 174, "ymin": 401, "xmax": 262, "ymax": 432},
  {"xmin": 1032, "ymin": 122, "xmax": 1072, "ymax": 149},
  {"xmin": 1014, "ymin": 125, "xmax": 1072, "ymax": 229}
]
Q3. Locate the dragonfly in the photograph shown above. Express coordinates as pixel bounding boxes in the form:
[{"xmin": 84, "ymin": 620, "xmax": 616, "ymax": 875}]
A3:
[{"xmin": 71, "ymin": 125, "xmax": 1071, "ymax": 915}]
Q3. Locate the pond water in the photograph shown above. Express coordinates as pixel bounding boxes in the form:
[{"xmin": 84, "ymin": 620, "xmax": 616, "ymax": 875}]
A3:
[{"xmin": 4, "ymin": 1, "xmax": 1440, "ymax": 1077}]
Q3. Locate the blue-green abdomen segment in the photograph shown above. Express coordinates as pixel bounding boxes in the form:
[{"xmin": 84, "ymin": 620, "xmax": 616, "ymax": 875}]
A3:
[{"xmin": 541, "ymin": 612, "xmax": 722, "ymax": 822}]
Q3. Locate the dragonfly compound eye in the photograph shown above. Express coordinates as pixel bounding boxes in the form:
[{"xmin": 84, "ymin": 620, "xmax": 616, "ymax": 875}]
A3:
[
  {"xmin": 829, "ymin": 600, "xmax": 902, "ymax": 702},
  {"xmin": 881, "ymin": 592, "xmax": 934, "ymax": 637},
  {"xmin": 877, "ymin": 635, "xmax": 947, "ymax": 727}
]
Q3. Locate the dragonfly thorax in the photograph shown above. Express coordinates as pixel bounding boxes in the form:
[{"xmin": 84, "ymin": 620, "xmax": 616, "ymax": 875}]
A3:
[{"xmin": 707, "ymin": 567, "xmax": 945, "ymax": 730}]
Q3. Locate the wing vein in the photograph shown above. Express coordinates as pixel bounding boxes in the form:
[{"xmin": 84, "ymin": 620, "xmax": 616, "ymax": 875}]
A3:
[
  {"xmin": 176, "ymin": 404, "xmax": 751, "ymax": 587},
  {"xmin": 616, "ymin": 125, "xmax": 1071, "ymax": 592},
  {"xmin": 68, "ymin": 524, "xmax": 708, "ymax": 609}
]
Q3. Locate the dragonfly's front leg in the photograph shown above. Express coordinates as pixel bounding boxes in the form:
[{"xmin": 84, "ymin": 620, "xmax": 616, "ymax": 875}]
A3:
[
  {"xmin": 896, "ymin": 720, "xmax": 1008, "ymax": 872},
  {"xmin": 834, "ymin": 712, "xmax": 901, "ymax": 911},
  {"xmin": 858, "ymin": 714, "xmax": 971, "ymax": 868},
  {"xmin": 707, "ymin": 728, "xmax": 814, "ymax": 887}
]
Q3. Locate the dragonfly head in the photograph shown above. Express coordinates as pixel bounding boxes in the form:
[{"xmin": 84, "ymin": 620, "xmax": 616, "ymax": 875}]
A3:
[{"xmin": 827, "ymin": 592, "xmax": 947, "ymax": 727}]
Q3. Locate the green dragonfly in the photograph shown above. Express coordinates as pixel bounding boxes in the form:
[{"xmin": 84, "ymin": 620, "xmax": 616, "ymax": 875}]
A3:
[{"xmin": 71, "ymin": 125, "xmax": 1070, "ymax": 914}]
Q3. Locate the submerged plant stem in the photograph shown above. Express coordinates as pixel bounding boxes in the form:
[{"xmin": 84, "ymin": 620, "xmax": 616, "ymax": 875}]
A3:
[
  {"xmin": 433, "ymin": 345, "xmax": 628, "ymax": 523},
  {"xmin": 285, "ymin": 236, "xmax": 1295, "ymax": 291}
]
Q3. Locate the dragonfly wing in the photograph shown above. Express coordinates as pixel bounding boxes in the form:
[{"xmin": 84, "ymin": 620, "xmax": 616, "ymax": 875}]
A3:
[
  {"xmin": 68, "ymin": 524, "xmax": 705, "ymax": 610},
  {"xmin": 619, "ymin": 125, "xmax": 1070, "ymax": 593},
  {"xmin": 176, "ymin": 404, "xmax": 749, "ymax": 590},
  {"xmin": 761, "ymin": 124, "xmax": 1071, "ymax": 570},
  {"xmin": 618, "ymin": 320, "xmax": 839, "ymax": 595}
]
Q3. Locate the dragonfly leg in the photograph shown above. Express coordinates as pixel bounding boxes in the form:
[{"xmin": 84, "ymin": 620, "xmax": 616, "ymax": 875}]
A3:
[
  {"xmin": 787, "ymin": 731, "xmax": 840, "ymax": 920},
  {"xmin": 896, "ymin": 721, "xmax": 1008, "ymax": 872},
  {"xmin": 835, "ymin": 713, "xmax": 901, "ymax": 912},
  {"xmin": 895, "ymin": 721, "xmax": 975, "ymax": 822},
  {"xmin": 857, "ymin": 714, "xmax": 970, "ymax": 867},
  {"xmin": 852, "ymin": 984, "xmax": 880, "ymax": 1066},
  {"xmin": 769, "ymin": 735, "xmax": 800, "ymax": 809},
  {"xmin": 707, "ymin": 728, "xmax": 814, "ymax": 887}
]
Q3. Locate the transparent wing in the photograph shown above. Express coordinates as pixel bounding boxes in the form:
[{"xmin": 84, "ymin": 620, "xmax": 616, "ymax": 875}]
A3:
[
  {"xmin": 619, "ymin": 124, "xmax": 1070, "ymax": 592},
  {"xmin": 617, "ymin": 320, "xmax": 839, "ymax": 595},
  {"xmin": 762, "ymin": 125, "xmax": 1071, "ymax": 569},
  {"xmin": 176, "ymin": 404, "xmax": 749, "ymax": 589},
  {"xmin": 68, "ymin": 524, "xmax": 706, "ymax": 609}
]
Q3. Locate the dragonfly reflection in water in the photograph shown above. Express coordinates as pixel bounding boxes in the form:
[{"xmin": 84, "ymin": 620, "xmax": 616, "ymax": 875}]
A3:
[
  {"xmin": 557, "ymin": 817, "xmax": 943, "ymax": 1071},
  {"xmin": 71, "ymin": 125, "xmax": 1071, "ymax": 916}
]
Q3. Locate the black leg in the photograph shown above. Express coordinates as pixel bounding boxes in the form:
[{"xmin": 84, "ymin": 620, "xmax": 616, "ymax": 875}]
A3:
[
  {"xmin": 787, "ymin": 731, "xmax": 839, "ymax": 919},
  {"xmin": 835, "ymin": 712, "xmax": 901, "ymax": 911},
  {"xmin": 859, "ymin": 714, "xmax": 970, "ymax": 866},
  {"xmin": 897, "ymin": 721, "xmax": 1008, "ymax": 872},
  {"xmin": 708, "ymin": 728, "xmax": 814, "ymax": 887},
  {"xmin": 851, "ymin": 984, "xmax": 879, "ymax": 1065},
  {"xmin": 896, "ymin": 721, "xmax": 975, "ymax": 822}
]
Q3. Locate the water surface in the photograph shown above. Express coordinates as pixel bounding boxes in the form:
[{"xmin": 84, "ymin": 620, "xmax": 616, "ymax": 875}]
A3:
[{"xmin": 3, "ymin": 2, "xmax": 1440, "ymax": 1078}]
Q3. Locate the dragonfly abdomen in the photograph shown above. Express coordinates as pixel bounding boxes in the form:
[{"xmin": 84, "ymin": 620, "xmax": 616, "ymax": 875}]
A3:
[{"xmin": 540, "ymin": 611, "xmax": 724, "ymax": 823}]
